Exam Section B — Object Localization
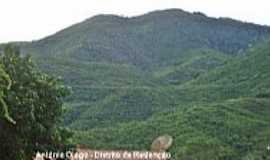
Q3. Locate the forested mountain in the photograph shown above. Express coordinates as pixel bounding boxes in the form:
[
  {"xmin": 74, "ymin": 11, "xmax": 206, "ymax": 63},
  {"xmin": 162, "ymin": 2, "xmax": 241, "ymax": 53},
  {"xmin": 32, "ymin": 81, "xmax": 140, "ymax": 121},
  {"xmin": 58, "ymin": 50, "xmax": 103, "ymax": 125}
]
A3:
[
  {"xmin": 1, "ymin": 9, "xmax": 270, "ymax": 159},
  {"xmin": 74, "ymin": 39, "xmax": 270, "ymax": 160},
  {"xmin": 4, "ymin": 9, "xmax": 269, "ymax": 129},
  {"xmin": 16, "ymin": 9, "xmax": 270, "ymax": 69}
]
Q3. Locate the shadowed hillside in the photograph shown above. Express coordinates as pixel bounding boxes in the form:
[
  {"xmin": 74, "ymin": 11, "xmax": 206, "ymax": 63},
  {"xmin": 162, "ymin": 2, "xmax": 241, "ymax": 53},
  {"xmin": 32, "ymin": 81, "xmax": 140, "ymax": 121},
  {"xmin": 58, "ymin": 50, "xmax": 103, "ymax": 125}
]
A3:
[
  {"xmin": 1, "ymin": 9, "xmax": 270, "ymax": 159},
  {"xmin": 3, "ymin": 9, "xmax": 268, "ymax": 130},
  {"xmin": 73, "ymin": 40, "xmax": 270, "ymax": 160},
  {"xmin": 18, "ymin": 9, "xmax": 270, "ymax": 69}
]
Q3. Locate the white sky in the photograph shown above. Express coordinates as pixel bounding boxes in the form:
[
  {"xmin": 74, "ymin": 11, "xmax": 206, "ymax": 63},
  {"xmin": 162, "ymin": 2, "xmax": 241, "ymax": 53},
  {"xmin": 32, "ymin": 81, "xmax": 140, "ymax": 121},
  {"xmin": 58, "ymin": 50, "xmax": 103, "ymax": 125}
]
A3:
[{"xmin": 0, "ymin": 0, "xmax": 269, "ymax": 43}]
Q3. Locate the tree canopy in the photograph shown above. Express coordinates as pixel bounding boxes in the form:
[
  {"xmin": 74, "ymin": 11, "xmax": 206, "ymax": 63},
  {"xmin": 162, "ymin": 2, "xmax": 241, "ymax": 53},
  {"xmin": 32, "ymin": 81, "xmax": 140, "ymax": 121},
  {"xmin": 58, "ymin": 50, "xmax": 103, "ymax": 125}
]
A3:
[{"xmin": 0, "ymin": 46, "xmax": 71, "ymax": 160}]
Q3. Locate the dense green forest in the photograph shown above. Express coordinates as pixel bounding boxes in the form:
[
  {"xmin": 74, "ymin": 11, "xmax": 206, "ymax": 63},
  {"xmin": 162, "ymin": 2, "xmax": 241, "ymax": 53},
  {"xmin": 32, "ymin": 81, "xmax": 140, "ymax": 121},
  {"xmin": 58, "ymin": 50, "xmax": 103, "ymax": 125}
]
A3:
[
  {"xmin": 73, "ymin": 40, "xmax": 270, "ymax": 159},
  {"xmin": 0, "ymin": 46, "xmax": 72, "ymax": 160},
  {"xmin": 1, "ymin": 9, "xmax": 270, "ymax": 160}
]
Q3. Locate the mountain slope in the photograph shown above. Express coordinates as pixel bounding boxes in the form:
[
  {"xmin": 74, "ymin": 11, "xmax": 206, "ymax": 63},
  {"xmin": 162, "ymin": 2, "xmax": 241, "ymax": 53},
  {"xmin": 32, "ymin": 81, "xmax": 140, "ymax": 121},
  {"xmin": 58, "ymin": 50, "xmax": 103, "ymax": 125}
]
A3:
[
  {"xmin": 74, "ymin": 98, "xmax": 270, "ymax": 160},
  {"xmin": 19, "ymin": 9, "xmax": 270, "ymax": 69},
  {"xmin": 1, "ymin": 9, "xmax": 268, "ymax": 131},
  {"xmin": 180, "ymin": 39, "xmax": 270, "ymax": 102},
  {"xmin": 1, "ymin": 9, "xmax": 270, "ymax": 159},
  {"xmin": 153, "ymin": 48, "xmax": 232, "ymax": 85},
  {"xmin": 73, "ymin": 40, "xmax": 270, "ymax": 160}
]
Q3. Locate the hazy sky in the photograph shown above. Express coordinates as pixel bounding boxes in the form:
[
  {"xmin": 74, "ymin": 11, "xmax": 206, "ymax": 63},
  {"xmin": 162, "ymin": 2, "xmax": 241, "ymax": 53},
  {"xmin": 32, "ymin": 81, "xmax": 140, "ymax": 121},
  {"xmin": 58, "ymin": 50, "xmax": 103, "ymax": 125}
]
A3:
[{"xmin": 0, "ymin": 0, "xmax": 269, "ymax": 43}]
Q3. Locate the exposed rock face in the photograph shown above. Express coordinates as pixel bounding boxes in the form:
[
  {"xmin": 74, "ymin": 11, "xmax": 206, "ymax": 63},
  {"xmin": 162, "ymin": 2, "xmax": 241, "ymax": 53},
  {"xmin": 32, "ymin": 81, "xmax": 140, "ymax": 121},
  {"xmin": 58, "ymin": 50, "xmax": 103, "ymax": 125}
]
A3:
[{"xmin": 151, "ymin": 135, "xmax": 173, "ymax": 152}]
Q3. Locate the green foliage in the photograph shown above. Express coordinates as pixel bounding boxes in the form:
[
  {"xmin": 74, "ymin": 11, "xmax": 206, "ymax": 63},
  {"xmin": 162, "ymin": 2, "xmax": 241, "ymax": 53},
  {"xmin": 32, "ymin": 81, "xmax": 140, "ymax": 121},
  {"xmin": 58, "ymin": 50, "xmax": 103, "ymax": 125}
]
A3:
[
  {"xmin": 15, "ymin": 9, "xmax": 270, "ymax": 70},
  {"xmin": 71, "ymin": 40, "xmax": 270, "ymax": 159},
  {"xmin": 0, "ymin": 65, "xmax": 15, "ymax": 124},
  {"xmin": 1, "ymin": 9, "xmax": 270, "ymax": 160},
  {"xmin": 73, "ymin": 98, "xmax": 270, "ymax": 160},
  {"xmin": 67, "ymin": 87, "xmax": 177, "ymax": 130},
  {"xmin": 152, "ymin": 49, "xmax": 231, "ymax": 85},
  {"xmin": 0, "ymin": 46, "xmax": 72, "ymax": 160},
  {"xmin": 7, "ymin": 9, "xmax": 270, "ymax": 131},
  {"xmin": 182, "ymin": 39, "xmax": 270, "ymax": 101}
]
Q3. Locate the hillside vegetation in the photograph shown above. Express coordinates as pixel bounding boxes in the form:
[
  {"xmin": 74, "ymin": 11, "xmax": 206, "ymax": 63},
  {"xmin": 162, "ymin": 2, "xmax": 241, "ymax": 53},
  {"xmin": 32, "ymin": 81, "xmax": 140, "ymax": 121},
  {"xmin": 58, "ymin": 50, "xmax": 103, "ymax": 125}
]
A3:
[
  {"xmin": 1, "ymin": 9, "xmax": 270, "ymax": 160},
  {"xmin": 73, "ymin": 40, "xmax": 270, "ymax": 160}
]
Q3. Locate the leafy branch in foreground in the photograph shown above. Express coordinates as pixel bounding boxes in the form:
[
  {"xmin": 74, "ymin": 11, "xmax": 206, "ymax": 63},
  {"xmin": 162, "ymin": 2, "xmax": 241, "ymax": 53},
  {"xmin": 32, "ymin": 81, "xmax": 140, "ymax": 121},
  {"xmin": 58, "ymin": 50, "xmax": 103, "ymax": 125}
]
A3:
[
  {"xmin": 0, "ymin": 45, "xmax": 72, "ymax": 160},
  {"xmin": 0, "ymin": 65, "xmax": 16, "ymax": 124}
]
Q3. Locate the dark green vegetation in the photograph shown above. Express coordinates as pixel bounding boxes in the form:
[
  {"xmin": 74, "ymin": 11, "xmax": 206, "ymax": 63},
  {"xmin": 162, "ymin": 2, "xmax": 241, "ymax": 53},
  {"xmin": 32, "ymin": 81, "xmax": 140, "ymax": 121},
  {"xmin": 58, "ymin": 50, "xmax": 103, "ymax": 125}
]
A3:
[
  {"xmin": 0, "ymin": 46, "xmax": 72, "ymax": 160},
  {"xmin": 73, "ymin": 40, "xmax": 270, "ymax": 159},
  {"xmin": 2, "ymin": 9, "xmax": 270, "ymax": 159}
]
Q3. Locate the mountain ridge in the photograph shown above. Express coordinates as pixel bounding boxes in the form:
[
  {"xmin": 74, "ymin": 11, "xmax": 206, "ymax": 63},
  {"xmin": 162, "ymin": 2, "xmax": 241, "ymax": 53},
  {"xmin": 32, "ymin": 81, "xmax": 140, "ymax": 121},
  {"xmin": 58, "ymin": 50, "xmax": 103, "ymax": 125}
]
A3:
[
  {"xmin": 12, "ymin": 9, "xmax": 270, "ymax": 66},
  {"xmin": 1, "ymin": 8, "xmax": 270, "ymax": 130},
  {"xmin": 1, "ymin": 8, "xmax": 270, "ymax": 159}
]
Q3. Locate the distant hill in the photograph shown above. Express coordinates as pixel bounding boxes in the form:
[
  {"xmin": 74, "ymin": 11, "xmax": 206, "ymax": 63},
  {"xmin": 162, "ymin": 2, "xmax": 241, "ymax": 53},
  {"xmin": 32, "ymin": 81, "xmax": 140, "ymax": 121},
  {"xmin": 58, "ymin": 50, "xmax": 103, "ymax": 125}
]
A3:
[
  {"xmin": 1, "ymin": 9, "xmax": 270, "ymax": 159},
  {"xmin": 1, "ymin": 8, "xmax": 268, "ymax": 127},
  {"xmin": 1, "ymin": 8, "xmax": 269, "ymax": 127},
  {"xmin": 73, "ymin": 40, "xmax": 270, "ymax": 160},
  {"xmin": 16, "ymin": 9, "xmax": 270, "ymax": 69}
]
